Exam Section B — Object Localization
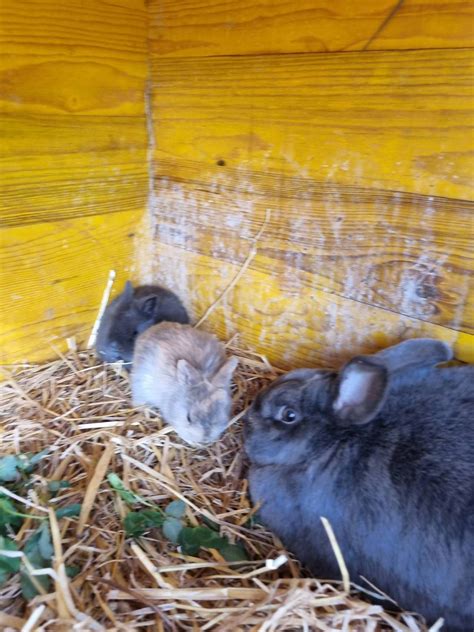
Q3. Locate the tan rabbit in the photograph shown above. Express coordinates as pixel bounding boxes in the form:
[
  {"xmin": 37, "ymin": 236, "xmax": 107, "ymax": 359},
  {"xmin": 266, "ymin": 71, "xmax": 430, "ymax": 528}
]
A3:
[{"xmin": 131, "ymin": 322, "xmax": 238, "ymax": 445}]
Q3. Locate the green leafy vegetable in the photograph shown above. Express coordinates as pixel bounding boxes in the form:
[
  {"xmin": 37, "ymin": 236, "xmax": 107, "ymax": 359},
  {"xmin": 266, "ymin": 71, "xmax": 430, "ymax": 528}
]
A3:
[
  {"xmin": 162, "ymin": 517, "xmax": 183, "ymax": 544},
  {"xmin": 178, "ymin": 526, "xmax": 226, "ymax": 556},
  {"xmin": 56, "ymin": 504, "xmax": 81, "ymax": 519},
  {"xmin": 218, "ymin": 542, "xmax": 248, "ymax": 562},
  {"xmin": 0, "ymin": 496, "xmax": 23, "ymax": 533},
  {"xmin": 165, "ymin": 499, "xmax": 186, "ymax": 519},
  {"xmin": 124, "ymin": 510, "xmax": 165, "ymax": 537},
  {"xmin": 48, "ymin": 481, "xmax": 71, "ymax": 493},
  {"xmin": 177, "ymin": 525, "xmax": 248, "ymax": 561},
  {"xmin": 0, "ymin": 535, "xmax": 21, "ymax": 575},
  {"xmin": 177, "ymin": 527, "xmax": 201, "ymax": 556},
  {"xmin": 0, "ymin": 451, "xmax": 50, "ymax": 483},
  {"xmin": 25, "ymin": 450, "xmax": 49, "ymax": 469},
  {"xmin": 0, "ymin": 455, "xmax": 22, "ymax": 482},
  {"xmin": 0, "ymin": 495, "xmax": 46, "ymax": 527},
  {"xmin": 21, "ymin": 523, "xmax": 53, "ymax": 600},
  {"xmin": 107, "ymin": 473, "xmax": 151, "ymax": 506}
]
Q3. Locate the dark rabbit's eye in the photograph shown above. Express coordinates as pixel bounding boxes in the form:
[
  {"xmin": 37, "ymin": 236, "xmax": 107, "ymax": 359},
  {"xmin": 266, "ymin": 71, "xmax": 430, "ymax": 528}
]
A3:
[
  {"xmin": 187, "ymin": 413, "xmax": 192, "ymax": 424},
  {"xmin": 278, "ymin": 406, "xmax": 299, "ymax": 424}
]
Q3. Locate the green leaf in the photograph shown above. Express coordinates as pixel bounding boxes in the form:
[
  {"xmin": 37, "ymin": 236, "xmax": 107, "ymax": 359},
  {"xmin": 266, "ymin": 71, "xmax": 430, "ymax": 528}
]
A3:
[
  {"xmin": 38, "ymin": 524, "xmax": 53, "ymax": 560},
  {"xmin": 162, "ymin": 517, "xmax": 183, "ymax": 544},
  {"xmin": 217, "ymin": 542, "xmax": 248, "ymax": 562},
  {"xmin": 165, "ymin": 499, "xmax": 186, "ymax": 519},
  {"xmin": 0, "ymin": 568, "xmax": 9, "ymax": 587},
  {"xmin": 107, "ymin": 473, "xmax": 149, "ymax": 506},
  {"xmin": 0, "ymin": 535, "xmax": 21, "ymax": 573},
  {"xmin": 48, "ymin": 481, "xmax": 71, "ymax": 493},
  {"xmin": 21, "ymin": 570, "xmax": 51, "ymax": 601},
  {"xmin": 24, "ymin": 524, "xmax": 52, "ymax": 562},
  {"xmin": 25, "ymin": 450, "xmax": 50, "ymax": 468},
  {"xmin": 0, "ymin": 455, "xmax": 21, "ymax": 482},
  {"xmin": 0, "ymin": 496, "xmax": 23, "ymax": 532},
  {"xmin": 0, "ymin": 496, "xmax": 45, "ymax": 530},
  {"xmin": 21, "ymin": 524, "xmax": 53, "ymax": 600},
  {"xmin": 192, "ymin": 526, "xmax": 226, "ymax": 549},
  {"xmin": 124, "ymin": 510, "xmax": 165, "ymax": 538},
  {"xmin": 178, "ymin": 526, "xmax": 226, "ymax": 556},
  {"xmin": 56, "ymin": 504, "xmax": 81, "ymax": 519},
  {"xmin": 177, "ymin": 527, "xmax": 201, "ymax": 556},
  {"xmin": 66, "ymin": 565, "xmax": 80, "ymax": 578}
]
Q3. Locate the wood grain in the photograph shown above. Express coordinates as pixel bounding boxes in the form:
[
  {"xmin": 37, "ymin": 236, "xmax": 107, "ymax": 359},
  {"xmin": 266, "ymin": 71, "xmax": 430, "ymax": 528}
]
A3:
[
  {"xmin": 143, "ymin": 241, "xmax": 474, "ymax": 367},
  {"xmin": 148, "ymin": 178, "xmax": 473, "ymax": 333},
  {"xmin": 147, "ymin": 48, "xmax": 473, "ymax": 364},
  {"xmin": 149, "ymin": 0, "xmax": 474, "ymax": 57},
  {"xmin": 150, "ymin": 49, "xmax": 474, "ymax": 201},
  {"xmin": 0, "ymin": 0, "xmax": 148, "ymax": 363},
  {"xmin": 0, "ymin": 211, "xmax": 145, "ymax": 363},
  {"xmin": 1, "ymin": 114, "xmax": 147, "ymax": 226}
]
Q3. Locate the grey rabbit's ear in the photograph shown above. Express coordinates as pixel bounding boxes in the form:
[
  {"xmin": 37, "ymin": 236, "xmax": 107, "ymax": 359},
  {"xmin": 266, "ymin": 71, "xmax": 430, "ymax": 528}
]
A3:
[
  {"xmin": 123, "ymin": 280, "xmax": 134, "ymax": 299},
  {"xmin": 332, "ymin": 358, "xmax": 388, "ymax": 425},
  {"xmin": 136, "ymin": 294, "xmax": 158, "ymax": 317},
  {"xmin": 213, "ymin": 356, "xmax": 238, "ymax": 387},
  {"xmin": 177, "ymin": 359, "xmax": 201, "ymax": 386},
  {"xmin": 374, "ymin": 338, "xmax": 452, "ymax": 371},
  {"xmin": 277, "ymin": 368, "xmax": 329, "ymax": 383}
]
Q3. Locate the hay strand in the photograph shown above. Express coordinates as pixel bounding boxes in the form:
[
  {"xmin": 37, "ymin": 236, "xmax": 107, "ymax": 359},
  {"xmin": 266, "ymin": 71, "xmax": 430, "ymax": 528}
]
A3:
[{"xmin": 0, "ymin": 346, "xmax": 432, "ymax": 630}]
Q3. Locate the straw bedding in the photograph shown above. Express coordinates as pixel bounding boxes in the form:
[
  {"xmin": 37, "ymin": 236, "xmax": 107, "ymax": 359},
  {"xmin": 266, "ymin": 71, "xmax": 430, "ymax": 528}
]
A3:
[{"xmin": 0, "ymin": 343, "xmax": 434, "ymax": 631}]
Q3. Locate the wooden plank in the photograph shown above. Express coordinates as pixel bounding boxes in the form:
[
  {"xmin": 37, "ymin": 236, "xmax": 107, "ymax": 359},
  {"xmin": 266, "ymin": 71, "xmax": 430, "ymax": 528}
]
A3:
[
  {"xmin": 1, "ymin": 114, "xmax": 147, "ymax": 226},
  {"xmin": 141, "ymin": 242, "xmax": 474, "ymax": 367},
  {"xmin": 148, "ymin": 179, "xmax": 473, "ymax": 333},
  {"xmin": 0, "ymin": 0, "xmax": 148, "ymax": 363},
  {"xmin": 147, "ymin": 48, "xmax": 473, "ymax": 364},
  {"xmin": 0, "ymin": 210, "xmax": 146, "ymax": 364},
  {"xmin": 150, "ymin": 49, "xmax": 474, "ymax": 201},
  {"xmin": 149, "ymin": 0, "xmax": 474, "ymax": 58}
]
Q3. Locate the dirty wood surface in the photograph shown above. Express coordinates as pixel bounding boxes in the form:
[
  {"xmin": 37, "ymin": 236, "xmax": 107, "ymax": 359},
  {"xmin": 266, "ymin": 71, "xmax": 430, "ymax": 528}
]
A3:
[{"xmin": 147, "ymin": 24, "xmax": 474, "ymax": 365}]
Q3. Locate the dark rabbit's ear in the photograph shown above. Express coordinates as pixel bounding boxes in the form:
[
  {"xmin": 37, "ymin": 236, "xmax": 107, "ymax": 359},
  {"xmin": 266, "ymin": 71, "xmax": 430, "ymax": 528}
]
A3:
[
  {"xmin": 136, "ymin": 294, "xmax": 158, "ymax": 317},
  {"xmin": 332, "ymin": 358, "xmax": 388, "ymax": 425},
  {"xmin": 375, "ymin": 338, "xmax": 452, "ymax": 371},
  {"xmin": 123, "ymin": 280, "xmax": 134, "ymax": 299}
]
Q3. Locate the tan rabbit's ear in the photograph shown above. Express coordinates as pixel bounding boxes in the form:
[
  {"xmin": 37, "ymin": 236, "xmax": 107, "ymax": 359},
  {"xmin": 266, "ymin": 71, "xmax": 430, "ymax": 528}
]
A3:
[
  {"xmin": 213, "ymin": 356, "xmax": 238, "ymax": 387},
  {"xmin": 177, "ymin": 359, "xmax": 201, "ymax": 386},
  {"xmin": 332, "ymin": 358, "xmax": 388, "ymax": 426}
]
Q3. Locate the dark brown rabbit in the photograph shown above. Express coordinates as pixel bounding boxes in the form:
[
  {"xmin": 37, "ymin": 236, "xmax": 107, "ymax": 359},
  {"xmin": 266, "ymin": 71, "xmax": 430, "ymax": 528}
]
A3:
[
  {"xmin": 244, "ymin": 339, "xmax": 474, "ymax": 631},
  {"xmin": 95, "ymin": 281, "xmax": 189, "ymax": 366}
]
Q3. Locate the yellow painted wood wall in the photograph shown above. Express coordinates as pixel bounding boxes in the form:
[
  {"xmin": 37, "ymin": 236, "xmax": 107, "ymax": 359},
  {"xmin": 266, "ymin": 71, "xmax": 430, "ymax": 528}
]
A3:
[
  {"xmin": 0, "ymin": 0, "xmax": 148, "ymax": 363},
  {"xmin": 147, "ymin": 0, "xmax": 474, "ymax": 367},
  {"xmin": 1, "ymin": 0, "xmax": 473, "ymax": 367}
]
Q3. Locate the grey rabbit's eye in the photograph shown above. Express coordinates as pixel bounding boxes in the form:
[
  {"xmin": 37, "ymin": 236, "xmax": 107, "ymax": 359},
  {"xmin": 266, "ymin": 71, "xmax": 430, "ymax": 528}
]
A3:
[
  {"xmin": 187, "ymin": 413, "xmax": 192, "ymax": 424},
  {"xmin": 278, "ymin": 406, "xmax": 299, "ymax": 424}
]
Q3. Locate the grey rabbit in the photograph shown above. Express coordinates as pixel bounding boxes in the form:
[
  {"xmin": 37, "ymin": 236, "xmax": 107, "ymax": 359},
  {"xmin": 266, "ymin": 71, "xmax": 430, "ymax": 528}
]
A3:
[
  {"xmin": 244, "ymin": 339, "xmax": 474, "ymax": 631},
  {"xmin": 95, "ymin": 280, "xmax": 189, "ymax": 365},
  {"xmin": 131, "ymin": 322, "xmax": 238, "ymax": 445}
]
